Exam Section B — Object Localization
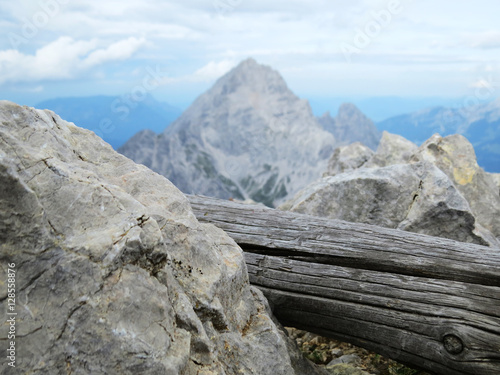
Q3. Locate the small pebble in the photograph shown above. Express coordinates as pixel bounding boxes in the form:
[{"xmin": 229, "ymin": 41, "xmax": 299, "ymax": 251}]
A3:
[
  {"xmin": 327, "ymin": 354, "xmax": 362, "ymax": 367},
  {"xmin": 330, "ymin": 348, "xmax": 343, "ymax": 357}
]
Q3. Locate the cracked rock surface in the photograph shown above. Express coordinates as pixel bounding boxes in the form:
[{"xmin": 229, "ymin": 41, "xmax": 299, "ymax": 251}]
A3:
[
  {"xmin": 281, "ymin": 132, "xmax": 500, "ymax": 248},
  {"xmin": 410, "ymin": 133, "xmax": 500, "ymax": 239},
  {"xmin": 323, "ymin": 142, "xmax": 374, "ymax": 177},
  {"xmin": 0, "ymin": 101, "xmax": 322, "ymax": 375}
]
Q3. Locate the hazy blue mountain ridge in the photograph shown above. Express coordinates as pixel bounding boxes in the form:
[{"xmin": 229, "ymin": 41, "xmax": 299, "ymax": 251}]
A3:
[
  {"xmin": 36, "ymin": 95, "xmax": 182, "ymax": 149},
  {"xmin": 377, "ymin": 100, "xmax": 500, "ymax": 172}
]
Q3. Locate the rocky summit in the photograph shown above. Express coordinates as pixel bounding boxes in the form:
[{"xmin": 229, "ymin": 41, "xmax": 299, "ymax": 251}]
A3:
[
  {"xmin": 318, "ymin": 103, "xmax": 381, "ymax": 151},
  {"xmin": 0, "ymin": 101, "xmax": 323, "ymax": 375},
  {"xmin": 119, "ymin": 58, "xmax": 337, "ymax": 207},
  {"xmin": 281, "ymin": 132, "xmax": 500, "ymax": 248}
]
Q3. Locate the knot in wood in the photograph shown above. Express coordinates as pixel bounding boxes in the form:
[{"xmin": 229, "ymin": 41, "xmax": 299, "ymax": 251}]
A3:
[{"xmin": 443, "ymin": 334, "xmax": 464, "ymax": 355}]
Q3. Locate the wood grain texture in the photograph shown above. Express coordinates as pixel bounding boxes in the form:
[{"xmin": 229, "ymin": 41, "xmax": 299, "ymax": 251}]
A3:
[{"xmin": 187, "ymin": 195, "xmax": 500, "ymax": 375}]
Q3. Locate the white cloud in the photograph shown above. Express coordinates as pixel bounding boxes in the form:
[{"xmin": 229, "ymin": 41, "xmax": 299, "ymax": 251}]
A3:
[
  {"xmin": 0, "ymin": 36, "xmax": 146, "ymax": 85},
  {"xmin": 24, "ymin": 85, "xmax": 44, "ymax": 93},
  {"xmin": 11, "ymin": 85, "xmax": 45, "ymax": 93},
  {"xmin": 469, "ymin": 75, "xmax": 500, "ymax": 92},
  {"xmin": 190, "ymin": 60, "xmax": 237, "ymax": 82},
  {"xmin": 468, "ymin": 31, "xmax": 500, "ymax": 49},
  {"xmin": 2, "ymin": 0, "xmax": 500, "ymax": 99},
  {"xmin": 154, "ymin": 60, "xmax": 238, "ymax": 86},
  {"xmin": 82, "ymin": 37, "xmax": 147, "ymax": 68}
]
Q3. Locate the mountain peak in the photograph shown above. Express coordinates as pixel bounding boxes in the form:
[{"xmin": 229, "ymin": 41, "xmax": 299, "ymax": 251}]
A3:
[
  {"xmin": 337, "ymin": 103, "xmax": 365, "ymax": 118},
  {"xmin": 122, "ymin": 58, "xmax": 335, "ymax": 207},
  {"xmin": 238, "ymin": 57, "xmax": 259, "ymax": 68},
  {"xmin": 317, "ymin": 103, "xmax": 381, "ymax": 150},
  {"xmin": 212, "ymin": 58, "xmax": 290, "ymax": 97},
  {"xmin": 320, "ymin": 111, "xmax": 332, "ymax": 119}
]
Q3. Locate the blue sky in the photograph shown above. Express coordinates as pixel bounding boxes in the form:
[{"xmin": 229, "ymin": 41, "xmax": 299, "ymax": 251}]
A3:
[{"xmin": 1, "ymin": 0, "xmax": 499, "ymax": 113}]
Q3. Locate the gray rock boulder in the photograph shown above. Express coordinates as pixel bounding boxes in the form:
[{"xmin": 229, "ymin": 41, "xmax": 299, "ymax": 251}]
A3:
[
  {"xmin": 397, "ymin": 164, "xmax": 498, "ymax": 246},
  {"xmin": 323, "ymin": 132, "xmax": 417, "ymax": 178},
  {"xmin": 364, "ymin": 131, "xmax": 418, "ymax": 168},
  {"xmin": 411, "ymin": 133, "xmax": 500, "ymax": 239},
  {"xmin": 323, "ymin": 142, "xmax": 374, "ymax": 177},
  {"xmin": 0, "ymin": 101, "xmax": 322, "ymax": 375},
  {"xmin": 281, "ymin": 162, "xmax": 498, "ymax": 247},
  {"xmin": 283, "ymin": 130, "xmax": 500, "ymax": 247},
  {"xmin": 282, "ymin": 164, "xmax": 419, "ymax": 228}
]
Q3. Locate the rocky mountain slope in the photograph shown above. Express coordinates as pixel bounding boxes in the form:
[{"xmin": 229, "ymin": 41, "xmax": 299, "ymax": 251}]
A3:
[
  {"xmin": 282, "ymin": 131, "xmax": 500, "ymax": 248},
  {"xmin": 37, "ymin": 95, "xmax": 182, "ymax": 149},
  {"xmin": 377, "ymin": 99, "xmax": 500, "ymax": 172},
  {"xmin": 318, "ymin": 103, "xmax": 381, "ymax": 150},
  {"xmin": 0, "ymin": 101, "xmax": 324, "ymax": 375},
  {"xmin": 119, "ymin": 58, "xmax": 337, "ymax": 207}
]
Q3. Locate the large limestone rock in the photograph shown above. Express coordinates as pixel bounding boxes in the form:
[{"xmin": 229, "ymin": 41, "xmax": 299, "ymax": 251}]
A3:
[
  {"xmin": 283, "ymin": 163, "xmax": 422, "ymax": 228},
  {"xmin": 323, "ymin": 142, "xmax": 374, "ymax": 177},
  {"xmin": 281, "ymin": 132, "xmax": 500, "ymax": 248},
  {"xmin": 0, "ymin": 101, "xmax": 322, "ymax": 375},
  {"xmin": 411, "ymin": 134, "xmax": 500, "ymax": 238},
  {"xmin": 281, "ymin": 162, "xmax": 496, "ymax": 247},
  {"xmin": 364, "ymin": 131, "xmax": 418, "ymax": 168},
  {"xmin": 323, "ymin": 132, "xmax": 418, "ymax": 178}
]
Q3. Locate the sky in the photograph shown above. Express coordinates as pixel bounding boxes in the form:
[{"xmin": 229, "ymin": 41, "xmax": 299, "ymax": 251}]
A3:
[{"xmin": 1, "ymin": 0, "xmax": 500, "ymax": 117}]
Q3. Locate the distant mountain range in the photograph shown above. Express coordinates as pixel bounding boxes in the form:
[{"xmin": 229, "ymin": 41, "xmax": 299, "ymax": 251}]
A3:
[
  {"xmin": 36, "ymin": 95, "xmax": 182, "ymax": 149},
  {"xmin": 119, "ymin": 58, "xmax": 499, "ymax": 206},
  {"xmin": 377, "ymin": 100, "xmax": 500, "ymax": 172},
  {"xmin": 34, "ymin": 60, "xmax": 499, "ymax": 208},
  {"xmin": 309, "ymin": 96, "xmax": 461, "ymax": 122}
]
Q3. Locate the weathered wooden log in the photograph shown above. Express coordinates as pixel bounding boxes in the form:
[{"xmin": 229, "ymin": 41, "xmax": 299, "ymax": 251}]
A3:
[{"xmin": 187, "ymin": 194, "xmax": 500, "ymax": 375}]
